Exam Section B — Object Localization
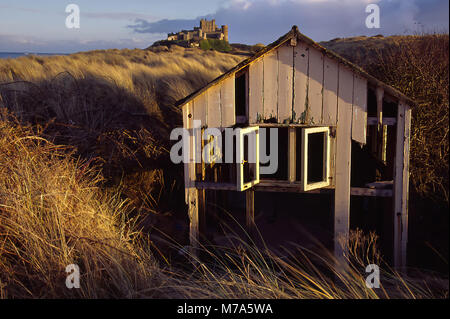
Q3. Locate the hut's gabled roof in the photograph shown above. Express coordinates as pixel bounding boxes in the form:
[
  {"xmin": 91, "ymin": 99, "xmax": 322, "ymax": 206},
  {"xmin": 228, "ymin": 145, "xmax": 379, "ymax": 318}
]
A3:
[{"xmin": 175, "ymin": 26, "xmax": 416, "ymax": 108}]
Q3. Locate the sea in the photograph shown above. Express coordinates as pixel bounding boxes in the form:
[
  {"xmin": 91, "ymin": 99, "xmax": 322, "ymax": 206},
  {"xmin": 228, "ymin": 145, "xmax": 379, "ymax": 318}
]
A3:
[{"xmin": 0, "ymin": 52, "xmax": 67, "ymax": 59}]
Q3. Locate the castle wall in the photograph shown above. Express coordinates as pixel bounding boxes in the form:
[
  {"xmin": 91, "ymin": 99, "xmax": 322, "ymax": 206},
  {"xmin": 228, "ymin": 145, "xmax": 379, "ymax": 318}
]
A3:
[{"xmin": 168, "ymin": 19, "xmax": 228, "ymax": 43}]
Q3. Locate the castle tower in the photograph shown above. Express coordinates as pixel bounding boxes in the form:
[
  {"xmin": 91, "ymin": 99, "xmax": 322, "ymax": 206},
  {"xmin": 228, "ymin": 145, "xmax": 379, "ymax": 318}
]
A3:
[
  {"xmin": 200, "ymin": 19, "xmax": 205, "ymax": 31},
  {"xmin": 200, "ymin": 19, "xmax": 216, "ymax": 33},
  {"xmin": 221, "ymin": 25, "xmax": 228, "ymax": 42}
]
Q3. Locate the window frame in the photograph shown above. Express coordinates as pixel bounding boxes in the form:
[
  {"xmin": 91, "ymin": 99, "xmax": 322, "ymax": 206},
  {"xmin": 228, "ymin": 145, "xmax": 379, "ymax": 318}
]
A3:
[
  {"xmin": 300, "ymin": 126, "xmax": 331, "ymax": 191},
  {"xmin": 236, "ymin": 126, "xmax": 260, "ymax": 191}
]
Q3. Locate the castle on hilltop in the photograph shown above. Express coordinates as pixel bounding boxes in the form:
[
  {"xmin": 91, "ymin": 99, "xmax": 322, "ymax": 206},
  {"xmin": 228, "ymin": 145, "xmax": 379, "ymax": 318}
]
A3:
[{"xmin": 167, "ymin": 19, "xmax": 228, "ymax": 44}]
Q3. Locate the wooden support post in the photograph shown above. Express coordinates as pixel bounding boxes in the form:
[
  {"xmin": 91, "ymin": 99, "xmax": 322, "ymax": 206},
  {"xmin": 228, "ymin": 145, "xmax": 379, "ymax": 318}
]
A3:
[
  {"xmin": 188, "ymin": 189, "xmax": 199, "ymax": 259},
  {"xmin": 334, "ymin": 66, "xmax": 354, "ymax": 264},
  {"xmin": 183, "ymin": 102, "xmax": 200, "ymax": 259},
  {"xmin": 288, "ymin": 127, "xmax": 296, "ymax": 182},
  {"xmin": 376, "ymin": 87, "xmax": 386, "ymax": 163},
  {"xmin": 393, "ymin": 102, "xmax": 411, "ymax": 268},
  {"xmin": 198, "ymin": 129, "xmax": 207, "ymax": 246},
  {"xmin": 198, "ymin": 189, "xmax": 206, "ymax": 242},
  {"xmin": 246, "ymin": 190, "xmax": 255, "ymax": 241}
]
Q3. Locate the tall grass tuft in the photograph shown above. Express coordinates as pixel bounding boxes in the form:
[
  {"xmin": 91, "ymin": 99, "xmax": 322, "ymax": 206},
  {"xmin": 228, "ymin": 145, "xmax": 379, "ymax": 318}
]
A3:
[{"xmin": 0, "ymin": 112, "xmax": 162, "ymax": 298}]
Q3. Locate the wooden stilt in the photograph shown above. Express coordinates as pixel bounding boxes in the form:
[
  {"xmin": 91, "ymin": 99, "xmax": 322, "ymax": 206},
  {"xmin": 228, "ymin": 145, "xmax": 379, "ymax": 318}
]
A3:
[
  {"xmin": 393, "ymin": 101, "xmax": 411, "ymax": 268},
  {"xmin": 334, "ymin": 66, "xmax": 354, "ymax": 264},
  {"xmin": 246, "ymin": 190, "xmax": 255, "ymax": 241}
]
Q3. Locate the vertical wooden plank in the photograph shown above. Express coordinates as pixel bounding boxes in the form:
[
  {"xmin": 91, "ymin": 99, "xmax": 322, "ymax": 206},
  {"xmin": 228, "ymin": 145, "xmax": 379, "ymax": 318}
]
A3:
[
  {"xmin": 293, "ymin": 42, "xmax": 309, "ymax": 123},
  {"xmin": 375, "ymin": 87, "xmax": 385, "ymax": 162},
  {"xmin": 381, "ymin": 124, "xmax": 388, "ymax": 162},
  {"xmin": 307, "ymin": 47, "xmax": 324, "ymax": 124},
  {"xmin": 352, "ymin": 75, "xmax": 368, "ymax": 144},
  {"xmin": 329, "ymin": 130, "xmax": 337, "ymax": 187},
  {"xmin": 194, "ymin": 93, "xmax": 208, "ymax": 128},
  {"xmin": 402, "ymin": 106, "xmax": 411, "ymax": 267},
  {"xmin": 278, "ymin": 43, "xmax": 294, "ymax": 123},
  {"xmin": 376, "ymin": 87, "xmax": 384, "ymax": 129},
  {"xmin": 263, "ymin": 49, "xmax": 278, "ymax": 121},
  {"xmin": 188, "ymin": 188, "xmax": 199, "ymax": 259},
  {"xmin": 246, "ymin": 190, "xmax": 255, "ymax": 241},
  {"xmin": 207, "ymin": 84, "xmax": 221, "ymax": 128},
  {"xmin": 245, "ymin": 70, "xmax": 249, "ymax": 121},
  {"xmin": 334, "ymin": 65, "xmax": 354, "ymax": 263},
  {"xmin": 220, "ymin": 75, "xmax": 235, "ymax": 127},
  {"xmin": 288, "ymin": 127, "xmax": 296, "ymax": 182},
  {"xmin": 182, "ymin": 102, "xmax": 195, "ymax": 198},
  {"xmin": 393, "ymin": 102, "xmax": 411, "ymax": 268},
  {"xmin": 323, "ymin": 56, "xmax": 339, "ymax": 126},
  {"xmin": 249, "ymin": 58, "xmax": 264, "ymax": 124},
  {"xmin": 198, "ymin": 188, "xmax": 206, "ymax": 243},
  {"xmin": 183, "ymin": 102, "xmax": 199, "ymax": 259}
]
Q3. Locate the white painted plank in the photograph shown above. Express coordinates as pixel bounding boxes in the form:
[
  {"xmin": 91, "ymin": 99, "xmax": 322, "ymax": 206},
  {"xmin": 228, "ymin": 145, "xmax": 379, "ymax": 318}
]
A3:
[
  {"xmin": 188, "ymin": 188, "xmax": 199, "ymax": 259},
  {"xmin": 288, "ymin": 127, "xmax": 296, "ymax": 182},
  {"xmin": 352, "ymin": 75, "xmax": 368, "ymax": 144},
  {"xmin": 334, "ymin": 64, "xmax": 354, "ymax": 263},
  {"xmin": 263, "ymin": 50, "xmax": 278, "ymax": 121},
  {"xmin": 182, "ymin": 102, "xmax": 192, "ymax": 202},
  {"xmin": 393, "ymin": 102, "xmax": 411, "ymax": 268},
  {"xmin": 220, "ymin": 75, "xmax": 235, "ymax": 127},
  {"xmin": 329, "ymin": 130, "xmax": 337, "ymax": 187},
  {"xmin": 207, "ymin": 84, "xmax": 221, "ymax": 128},
  {"xmin": 402, "ymin": 105, "xmax": 411, "ymax": 267},
  {"xmin": 183, "ymin": 101, "xmax": 200, "ymax": 259},
  {"xmin": 307, "ymin": 47, "xmax": 324, "ymax": 124},
  {"xmin": 322, "ymin": 56, "xmax": 339, "ymax": 125},
  {"xmin": 193, "ymin": 93, "xmax": 208, "ymax": 128},
  {"xmin": 293, "ymin": 42, "xmax": 309, "ymax": 123},
  {"xmin": 278, "ymin": 43, "xmax": 294, "ymax": 123},
  {"xmin": 249, "ymin": 58, "xmax": 264, "ymax": 124}
]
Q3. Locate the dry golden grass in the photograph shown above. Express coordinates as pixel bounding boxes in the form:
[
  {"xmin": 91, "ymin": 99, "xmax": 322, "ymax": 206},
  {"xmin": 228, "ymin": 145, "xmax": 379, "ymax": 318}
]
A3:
[
  {"xmin": 0, "ymin": 122, "xmax": 445, "ymax": 298},
  {"xmin": 0, "ymin": 113, "xmax": 162, "ymax": 298},
  {"xmin": 0, "ymin": 47, "xmax": 243, "ymax": 115},
  {"xmin": 0, "ymin": 47, "xmax": 244, "ymax": 217}
]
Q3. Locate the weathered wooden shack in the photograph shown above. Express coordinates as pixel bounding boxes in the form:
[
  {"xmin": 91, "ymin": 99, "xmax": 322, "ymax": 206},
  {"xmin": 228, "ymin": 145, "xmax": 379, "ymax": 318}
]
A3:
[{"xmin": 176, "ymin": 26, "xmax": 415, "ymax": 267}]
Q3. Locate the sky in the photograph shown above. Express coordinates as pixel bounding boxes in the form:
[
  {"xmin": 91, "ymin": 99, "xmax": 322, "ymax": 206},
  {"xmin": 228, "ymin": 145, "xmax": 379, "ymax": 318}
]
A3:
[{"xmin": 0, "ymin": 0, "xmax": 448, "ymax": 53}]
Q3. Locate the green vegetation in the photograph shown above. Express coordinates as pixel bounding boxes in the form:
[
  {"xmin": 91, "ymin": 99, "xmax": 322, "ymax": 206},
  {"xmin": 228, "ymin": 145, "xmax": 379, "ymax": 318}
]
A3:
[{"xmin": 200, "ymin": 39, "xmax": 232, "ymax": 52}]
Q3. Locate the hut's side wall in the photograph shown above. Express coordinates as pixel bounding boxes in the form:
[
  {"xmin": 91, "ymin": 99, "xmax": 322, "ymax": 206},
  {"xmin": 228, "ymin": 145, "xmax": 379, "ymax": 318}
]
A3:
[
  {"xmin": 188, "ymin": 74, "xmax": 236, "ymax": 129},
  {"xmin": 247, "ymin": 39, "xmax": 367, "ymax": 145},
  {"xmin": 185, "ymin": 38, "xmax": 368, "ymax": 146}
]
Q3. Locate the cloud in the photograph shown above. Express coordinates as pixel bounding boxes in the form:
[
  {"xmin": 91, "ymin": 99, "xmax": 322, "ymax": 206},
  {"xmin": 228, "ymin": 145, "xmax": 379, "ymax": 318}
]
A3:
[
  {"xmin": 128, "ymin": 19, "xmax": 201, "ymax": 34},
  {"xmin": 127, "ymin": 0, "xmax": 449, "ymax": 44},
  {"xmin": 84, "ymin": 12, "xmax": 160, "ymax": 22},
  {"xmin": 0, "ymin": 4, "xmax": 42, "ymax": 14}
]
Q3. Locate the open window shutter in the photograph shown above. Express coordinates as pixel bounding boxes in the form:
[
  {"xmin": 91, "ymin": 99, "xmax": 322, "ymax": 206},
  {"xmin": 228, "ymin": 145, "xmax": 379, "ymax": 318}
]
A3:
[
  {"xmin": 300, "ymin": 127, "xmax": 331, "ymax": 191},
  {"xmin": 237, "ymin": 126, "xmax": 260, "ymax": 191}
]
